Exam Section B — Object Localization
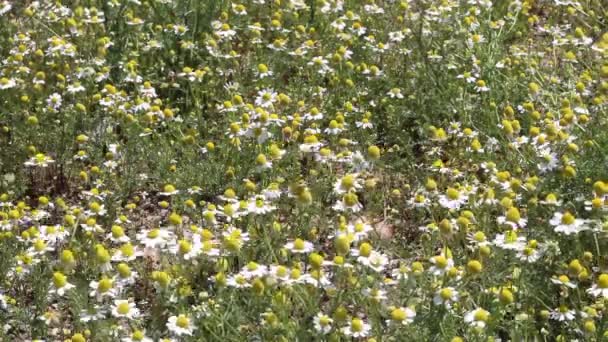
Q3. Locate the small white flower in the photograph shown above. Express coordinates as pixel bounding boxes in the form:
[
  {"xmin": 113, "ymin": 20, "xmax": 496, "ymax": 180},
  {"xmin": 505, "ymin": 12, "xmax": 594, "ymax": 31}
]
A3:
[
  {"xmin": 586, "ymin": 275, "xmax": 608, "ymax": 298},
  {"xmin": 433, "ymin": 287, "xmax": 459, "ymax": 308},
  {"xmin": 550, "ymin": 306, "xmax": 576, "ymax": 321},
  {"xmin": 341, "ymin": 318, "xmax": 371, "ymax": 338},
  {"xmin": 313, "ymin": 312, "xmax": 333, "ymax": 335},
  {"xmin": 111, "ymin": 299, "xmax": 140, "ymax": 319},
  {"xmin": 464, "ymin": 308, "xmax": 490, "ymax": 329},
  {"xmin": 166, "ymin": 314, "xmax": 196, "ymax": 336},
  {"xmin": 284, "ymin": 238, "xmax": 315, "ymax": 254},
  {"xmin": 550, "ymin": 212, "xmax": 588, "ymax": 235}
]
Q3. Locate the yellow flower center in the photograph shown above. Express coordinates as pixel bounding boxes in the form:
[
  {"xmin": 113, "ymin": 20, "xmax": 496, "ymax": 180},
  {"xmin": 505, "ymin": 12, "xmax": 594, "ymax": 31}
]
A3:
[
  {"xmin": 434, "ymin": 255, "xmax": 448, "ymax": 268},
  {"xmin": 598, "ymin": 274, "xmax": 608, "ymax": 288},
  {"xmin": 391, "ymin": 308, "xmax": 407, "ymax": 321},
  {"xmin": 293, "ymin": 238, "xmax": 305, "ymax": 250},
  {"xmin": 506, "ymin": 207, "xmax": 520, "ymax": 223},
  {"xmin": 359, "ymin": 243, "xmax": 372, "ymax": 257},
  {"xmin": 344, "ymin": 193, "xmax": 359, "ymax": 206},
  {"xmin": 117, "ymin": 302, "xmax": 130, "ymax": 315},
  {"xmin": 98, "ymin": 278, "xmax": 112, "ymax": 293},
  {"xmin": 34, "ymin": 239, "xmax": 46, "ymax": 251},
  {"xmin": 117, "ymin": 263, "xmax": 131, "ymax": 277},
  {"xmin": 132, "ymin": 330, "xmax": 144, "ymax": 341},
  {"xmin": 276, "ymin": 266, "xmax": 287, "ymax": 277},
  {"xmin": 473, "ymin": 309, "xmax": 489, "ymax": 322},
  {"xmin": 561, "ymin": 212, "xmax": 575, "ymax": 225},
  {"xmin": 440, "ymin": 288, "xmax": 453, "ymax": 300},
  {"xmin": 111, "ymin": 225, "xmax": 124, "ymax": 237},
  {"xmin": 446, "ymin": 188, "xmax": 460, "ymax": 200},
  {"xmin": 120, "ymin": 244, "xmax": 134, "ymax": 257},
  {"xmin": 505, "ymin": 230, "xmax": 518, "ymax": 243},
  {"xmin": 351, "ymin": 318, "xmax": 363, "ymax": 332},
  {"xmin": 53, "ymin": 272, "xmax": 67, "ymax": 288},
  {"xmin": 178, "ymin": 240, "xmax": 192, "ymax": 254},
  {"xmin": 341, "ymin": 175, "xmax": 355, "ymax": 190},
  {"xmin": 176, "ymin": 315, "xmax": 189, "ymax": 328}
]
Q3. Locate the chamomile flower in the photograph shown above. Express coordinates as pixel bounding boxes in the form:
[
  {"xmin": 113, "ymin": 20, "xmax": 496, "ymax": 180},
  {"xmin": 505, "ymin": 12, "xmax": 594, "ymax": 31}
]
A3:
[
  {"xmin": 388, "ymin": 307, "xmax": 416, "ymax": 325},
  {"xmin": 586, "ymin": 274, "xmax": 608, "ymax": 298},
  {"xmin": 50, "ymin": 272, "xmax": 75, "ymax": 296},
  {"xmin": 284, "ymin": 238, "xmax": 315, "ymax": 254},
  {"xmin": 433, "ymin": 287, "xmax": 460, "ymax": 308},
  {"xmin": 122, "ymin": 330, "xmax": 153, "ymax": 342},
  {"xmin": 341, "ymin": 317, "xmax": 371, "ymax": 338},
  {"xmin": 247, "ymin": 196, "xmax": 276, "ymax": 215},
  {"xmin": 550, "ymin": 212, "xmax": 588, "ymax": 235},
  {"xmin": 313, "ymin": 312, "xmax": 333, "ymax": 335},
  {"xmin": 0, "ymin": 77, "xmax": 16, "ymax": 89},
  {"xmin": 111, "ymin": 299, "xmax": 140, "ymax": 319},
  {"xmin": 550, "ymin": 305, "xmax": 576, "ymax": 321},
  {"xmin": 358, "ymin": 251, "xmax": 389, "ymax": 272},
  {"xmin": 429, "ymin": 254, "xmax": 454, "ymax": 276},
  {"xmin": 25, "ymin": 153, "xmax": 55, "ymax": 167},
  {"xmin": 159, "ymin": 184, "xmax": 179, "ymax": 196},
  {"xmin": 333, "ymin": 192, "xmax": 363, "ymax": 212},
  {"xmin": 551, "ymin": 275, "xmax": 577, "ymax": 288},
  {"xmin": 464, "ymin": 308, "xmax": 490, "ymax": 329},
  {"xmin": 438, "ymin": 187, "xmax": 468, "ymax": 210},
  {"xmin": 137, "ymin": 228, "xmax": 174, "ymax": 249},
  {"xmin": 493, "ymin": 230, "xmax": 526, "ymax": 251},
  {"xmin": 89, "ymin": 277, "xmax": 118, "ymax": 300},
  {"xmin": 166, "ymin": 314, "xmax": 196, "ymax": 336},
  {"xmin": 334, "ymin": 174, "xmax": 362, "ymax": 195}
]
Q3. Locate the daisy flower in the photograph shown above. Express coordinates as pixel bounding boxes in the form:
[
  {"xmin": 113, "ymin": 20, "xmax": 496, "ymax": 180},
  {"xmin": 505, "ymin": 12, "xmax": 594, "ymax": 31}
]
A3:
[
  {"xmin": 550, "ymin": 212, "xmax": 588, "ymax": 235},
  {"xmin": 247, "ymin": 196, "xmax": 276, "ymax": 215},
  {"xmin": 428, "ymin": 254, "xmax": 454, "ymax": 276},
  {"xmin": 586, "ymin": 274, "xmax": 608, "ymax": 298},
  {"xmin": 0, "ymin": 77, "xmax": 16, "ymax": 89},
  {"xmin": 464, "ymin": 308, "xmax": 490, "ymax": 329},
  {"xmin": 551, "ymin": 275, "xmax": 577, "ymax": 288},
  {"xmin": 341, "ymin": 318, "xmax": 371, "ymax": 338},
  {"xmin": 388, "ymin": 307, "xmax": 416, "ymax": 325},
  {"xmin": 299, "ymin": 134, "xmax": 324, "ymax": 153},
  {"xmin": 496, "ymin": 207, "xmax": 527, "ymax": 230},
  {"xmin": 89, "ymin": 277, "xmax": 118, "ymax": 300},
  {"xmin": 313, "ymin": 312, "xmax": 333, "ymax": 335},
  {"xmin": 111, "ymin": 299, "xmax": 140, "ymax": 320},
  {"xmin": 226, "ymin": 274, "xmax": 251, "ymax": 288},
  {"xmin": 166, "ymin": 314, "xmax": 196, "ymax": 336},
  {"xmin": 240, "ymin": 261, "xmax": 268, "ymax": 279},
  {"xmin": 284, "ymin": 238, "xmax": 315, "ymax": 254},
  {"xmin": 333, "ymin": 192, "xmax": 363, "ymax": 212},
  {"xmin": 159, "ymin": 184, "xmax": 179, "ymax": 196},
  {"xmin": 136, "ymin": 228, "xmax": 174, "ymax": 249},
  {"xmin": 346, "ymin": 221, "xmax": 373, "ymax": 241},
  {"xmin": 433, "ymin": 287, "xmax": 460, "ymax": 308},
  {"xmin": 492, "ymin": 230, "xmax": 526, "ymax": 251},
  {"xmin": 550, "ymin": 305, "xmax": 576, "ymax": 321},
  {"xmin": 438, "ymin": 187, "xmax": 468, "ymax": 210},
  {"xmin": 50, "ymin": 272, "xmax": 75, "ymax": 296},
  {"xmin": 358, "ymin": 251, "xmax": 389, "ymax": 272},
  {"xmin": 387, "ymin": 88, "xmax": 404, "ymax": 99},
  {"xmin": 25, "ymin": 153, "xmax": 55, "ymax": 167},
  {"xmin": 334, "ymin": 174, "xmax": 362, "ymax": 195},
  {"xmin": 122, "ymin": 330, "xmax": 153, "ymax": 342}
]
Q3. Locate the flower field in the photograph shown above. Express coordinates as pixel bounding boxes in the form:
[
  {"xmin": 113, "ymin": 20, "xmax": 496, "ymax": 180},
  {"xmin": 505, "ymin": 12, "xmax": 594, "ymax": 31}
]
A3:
[{"xmin": 0, "ymin": 0, "xmax": 608, "ymax": 340}]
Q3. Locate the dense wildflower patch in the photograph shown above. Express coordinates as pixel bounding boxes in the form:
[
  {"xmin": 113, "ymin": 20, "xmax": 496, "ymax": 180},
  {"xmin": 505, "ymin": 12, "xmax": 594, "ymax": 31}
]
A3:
[{"xmin": 0, "ymin": 0, "xmax": 607, "ymax": 341}]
